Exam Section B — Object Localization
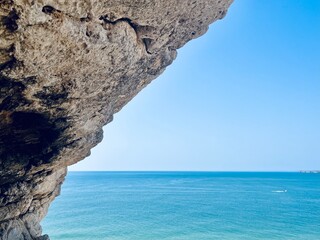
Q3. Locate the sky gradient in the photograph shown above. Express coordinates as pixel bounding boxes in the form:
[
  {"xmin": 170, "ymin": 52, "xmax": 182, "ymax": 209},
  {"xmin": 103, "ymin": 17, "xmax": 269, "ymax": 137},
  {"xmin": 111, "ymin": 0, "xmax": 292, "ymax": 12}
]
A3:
[{"xmin": 70, "ymin": 0, "xmax": 320, "ymax": 171}]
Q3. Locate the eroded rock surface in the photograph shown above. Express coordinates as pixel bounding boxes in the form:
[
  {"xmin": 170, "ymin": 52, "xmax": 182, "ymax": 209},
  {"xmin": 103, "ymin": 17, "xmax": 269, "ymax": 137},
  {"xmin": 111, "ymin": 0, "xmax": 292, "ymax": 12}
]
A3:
[{"xmin": 0, "ymin": 0, "xmax": 233, "ymax": 239}]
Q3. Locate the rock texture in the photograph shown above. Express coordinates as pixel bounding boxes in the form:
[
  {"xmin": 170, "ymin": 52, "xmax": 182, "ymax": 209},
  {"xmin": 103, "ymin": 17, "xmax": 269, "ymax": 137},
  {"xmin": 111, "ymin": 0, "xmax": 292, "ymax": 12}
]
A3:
[{"xmin": 0, "ymin": 0, "xmax": 233, "ymax": 239}]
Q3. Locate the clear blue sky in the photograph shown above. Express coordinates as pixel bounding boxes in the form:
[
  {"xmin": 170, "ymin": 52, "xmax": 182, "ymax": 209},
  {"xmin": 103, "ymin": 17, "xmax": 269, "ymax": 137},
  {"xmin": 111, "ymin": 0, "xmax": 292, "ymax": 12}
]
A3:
[{"xmin": 70, "ymin": 0, "xmax": 320, "ymax": 171}]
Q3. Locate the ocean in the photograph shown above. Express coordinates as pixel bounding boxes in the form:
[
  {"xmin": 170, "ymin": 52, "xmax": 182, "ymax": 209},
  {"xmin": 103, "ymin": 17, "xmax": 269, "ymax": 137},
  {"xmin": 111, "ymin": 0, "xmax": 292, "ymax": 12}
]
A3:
[{"xmin": 42, "ymin": 172, "xmax": 320, "ymax": 240}]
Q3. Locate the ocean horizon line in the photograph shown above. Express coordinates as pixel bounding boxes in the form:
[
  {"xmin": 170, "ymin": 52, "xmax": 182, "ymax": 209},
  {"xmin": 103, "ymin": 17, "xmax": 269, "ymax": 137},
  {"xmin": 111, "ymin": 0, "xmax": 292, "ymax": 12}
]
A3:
[{"xmin": 67, "ymin": 170, "xmax": 304, "ymax": 173}]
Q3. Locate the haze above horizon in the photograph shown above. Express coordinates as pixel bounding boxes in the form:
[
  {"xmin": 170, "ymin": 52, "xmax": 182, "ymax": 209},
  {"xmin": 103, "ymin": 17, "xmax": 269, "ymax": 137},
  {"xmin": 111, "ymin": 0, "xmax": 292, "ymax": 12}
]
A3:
[{"xmin": 70, "ymin": 0, "xmax": 320, "ymax": 171}]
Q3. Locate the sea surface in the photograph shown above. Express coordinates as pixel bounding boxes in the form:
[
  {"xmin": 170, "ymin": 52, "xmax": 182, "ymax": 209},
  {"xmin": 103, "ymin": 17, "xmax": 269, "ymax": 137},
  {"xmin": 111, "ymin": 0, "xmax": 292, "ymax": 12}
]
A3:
[{"xmin": 42, "ymin": 172, "xmax": 320, "ymax": 240}]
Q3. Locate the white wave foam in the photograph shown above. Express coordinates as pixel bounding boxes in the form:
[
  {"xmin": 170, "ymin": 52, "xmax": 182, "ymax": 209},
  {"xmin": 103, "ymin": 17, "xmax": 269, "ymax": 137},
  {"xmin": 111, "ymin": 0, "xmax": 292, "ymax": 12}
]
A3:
[{"xmin": 272, "ymin": 190, "xmax": 287, "ymax": 193}]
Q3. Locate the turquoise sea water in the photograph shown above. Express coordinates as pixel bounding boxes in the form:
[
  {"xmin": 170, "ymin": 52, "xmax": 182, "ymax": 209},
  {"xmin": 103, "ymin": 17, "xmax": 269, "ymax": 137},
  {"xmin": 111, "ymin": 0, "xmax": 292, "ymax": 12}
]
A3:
[{"xmin": 42, "ymin": 172, "xmax": 320, "ymax": 240}]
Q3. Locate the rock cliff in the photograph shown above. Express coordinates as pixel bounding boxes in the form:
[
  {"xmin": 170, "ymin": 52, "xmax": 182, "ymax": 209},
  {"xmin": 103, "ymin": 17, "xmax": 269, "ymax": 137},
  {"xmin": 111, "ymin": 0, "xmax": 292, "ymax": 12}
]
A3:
[{"xmin": 0, "ymin": 0, "xmax": 233, "ymax": 239}]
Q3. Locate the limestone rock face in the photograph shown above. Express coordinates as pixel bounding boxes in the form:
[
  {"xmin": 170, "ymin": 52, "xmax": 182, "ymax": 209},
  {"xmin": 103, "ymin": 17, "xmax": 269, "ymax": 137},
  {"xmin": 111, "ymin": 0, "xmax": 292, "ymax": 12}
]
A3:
[{"xmin": 0, "ymin": 0, "xmax": 233, "ymax": 239}]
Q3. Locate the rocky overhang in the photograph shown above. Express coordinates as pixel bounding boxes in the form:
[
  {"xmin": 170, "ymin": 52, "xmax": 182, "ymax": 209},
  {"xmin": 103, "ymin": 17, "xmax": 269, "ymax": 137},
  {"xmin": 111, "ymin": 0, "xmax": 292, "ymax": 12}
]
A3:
[{"xmin": 0, "ymin": 0, "xmax": 233, "ymax": 239}]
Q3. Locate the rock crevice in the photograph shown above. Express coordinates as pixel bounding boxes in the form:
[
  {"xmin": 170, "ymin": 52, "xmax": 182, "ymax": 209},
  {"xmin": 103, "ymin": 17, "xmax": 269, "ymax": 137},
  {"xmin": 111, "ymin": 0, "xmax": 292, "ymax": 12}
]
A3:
[{"xmin": 0, "ymin": 0, "xmax": 233, "ymax": 239}]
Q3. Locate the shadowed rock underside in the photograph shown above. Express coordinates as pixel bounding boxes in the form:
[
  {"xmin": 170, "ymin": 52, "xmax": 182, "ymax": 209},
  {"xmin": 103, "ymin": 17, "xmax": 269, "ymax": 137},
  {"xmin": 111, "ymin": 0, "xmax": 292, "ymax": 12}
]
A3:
[{"xmin": 0, "ymin": 0, "xmax": 233, "ymax": 239}]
